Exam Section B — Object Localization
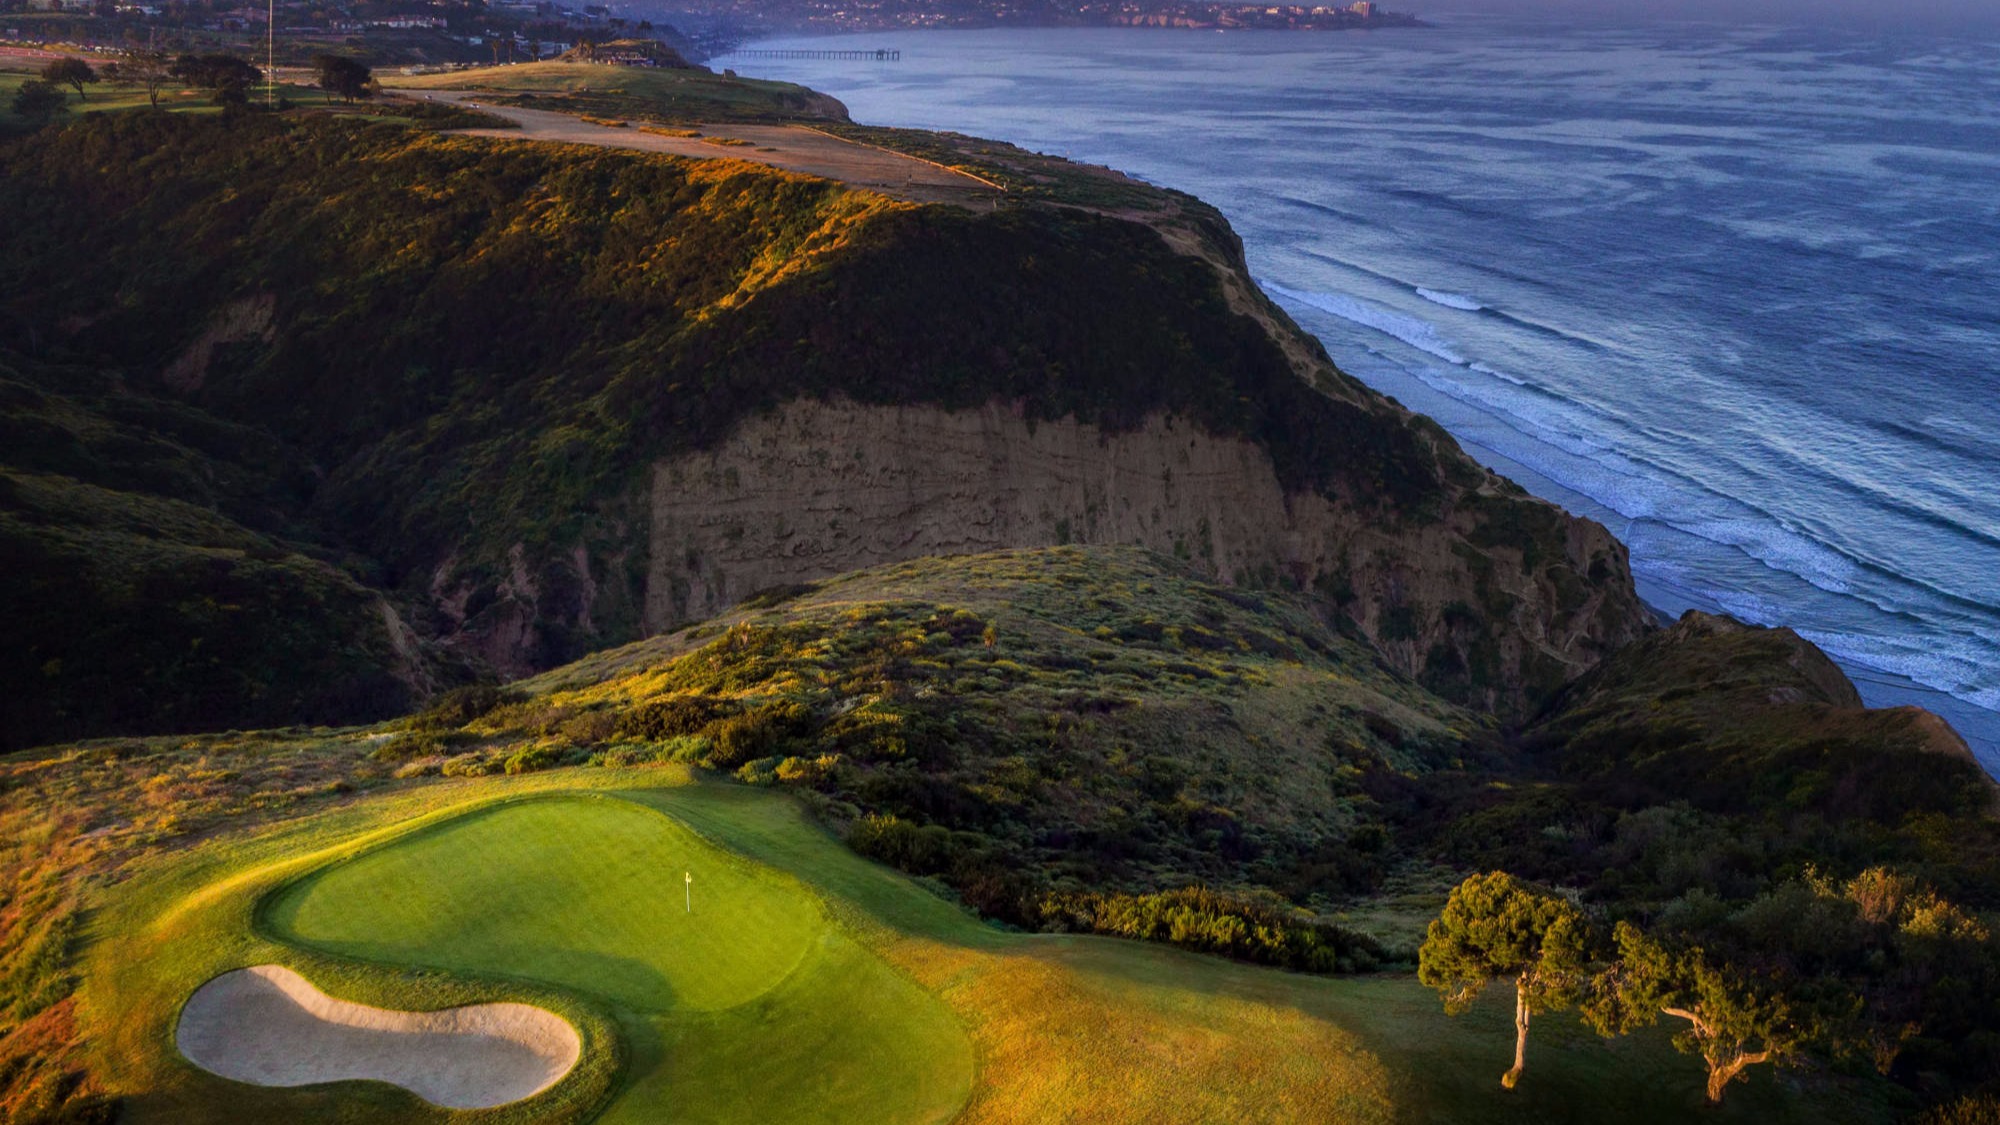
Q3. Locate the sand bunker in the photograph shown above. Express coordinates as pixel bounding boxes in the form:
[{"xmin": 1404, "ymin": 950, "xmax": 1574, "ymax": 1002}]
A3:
[{"xmin": 176, "ymin": 964, "xmax": 581, "ymax": 1108}]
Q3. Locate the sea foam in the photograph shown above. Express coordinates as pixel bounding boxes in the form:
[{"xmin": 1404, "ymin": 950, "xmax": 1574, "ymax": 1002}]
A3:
[
  {"xmin": 1263, "ymin": 283, "xmax": 1468, "ymax": 366},
  {"xmin": 1417, "ymin": 288, "xmax": 1484, "ymax": 311}
]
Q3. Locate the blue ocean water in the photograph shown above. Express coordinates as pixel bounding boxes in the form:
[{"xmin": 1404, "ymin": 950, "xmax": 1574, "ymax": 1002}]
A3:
[{"xmin": 715, "ymin": 17, "xmax": 2000, "ymax": 769}]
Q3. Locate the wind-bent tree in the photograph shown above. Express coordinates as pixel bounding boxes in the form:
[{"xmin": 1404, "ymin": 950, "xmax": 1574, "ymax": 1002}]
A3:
[
  {"xmin": 40, "ymin": 56, "xmax": 97, "ymax": 101},
  {"xmin": 1585, "ymin": 921, "xmax": 1805, "ymax": 1104},
  {"xmin": 313, "ymin": 55, "xmax": 373, "ymax": 104},
  {"xmin": 1419, "ymin": 871, "xmax": 1589, "ymax": 1090},
  {"xmin": 103, "ymin": 49, "xmax": 172, "ymax": 109}
]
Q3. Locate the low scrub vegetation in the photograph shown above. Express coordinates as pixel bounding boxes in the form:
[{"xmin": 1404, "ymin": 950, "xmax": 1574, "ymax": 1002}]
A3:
[{"xmin": 1040, "ymin": 885, "xmax": 1386, "ymax": 972}]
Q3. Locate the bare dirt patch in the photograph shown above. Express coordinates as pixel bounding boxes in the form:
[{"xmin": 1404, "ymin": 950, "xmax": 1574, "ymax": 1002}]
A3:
[
  {"xmin": 387, "ymin": 89, "xmax": 999, "ymax": 205},
  {"xmin": 175, "ymin": 964, "xmax": 580, "ymax": 1109}
]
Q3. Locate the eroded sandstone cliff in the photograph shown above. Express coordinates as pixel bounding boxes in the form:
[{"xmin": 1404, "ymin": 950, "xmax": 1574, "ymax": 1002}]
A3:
[{"xmin": 638, "ymin": 400, "xmax": 1642, "ymax": 710}]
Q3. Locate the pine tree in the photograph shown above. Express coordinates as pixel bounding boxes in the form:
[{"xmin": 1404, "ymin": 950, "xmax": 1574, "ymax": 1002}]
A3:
[
  {"xmin": 1418, "ymin": 871, "xmax": 1588, "ymax": 1090},
  {"xmin": 1584, "ymin": 921, "xmax": 1804, "ymax": 1104}
]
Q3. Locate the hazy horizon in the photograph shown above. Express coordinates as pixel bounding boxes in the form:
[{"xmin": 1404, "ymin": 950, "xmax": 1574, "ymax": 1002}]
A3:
[{"xmin": 1417, "ymin": 0, "xmax": 2000, "ymax": 34}]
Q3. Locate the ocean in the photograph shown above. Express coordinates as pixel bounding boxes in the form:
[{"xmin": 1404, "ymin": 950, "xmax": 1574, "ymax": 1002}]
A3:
[{"xmin": 714, "ymin": 16, "xmax": 2000, "ymax": 770}]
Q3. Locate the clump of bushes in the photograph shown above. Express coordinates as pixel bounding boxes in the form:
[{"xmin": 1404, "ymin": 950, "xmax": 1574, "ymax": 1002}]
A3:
[
  {"xmin": 617, "ymin": 694, "xmax": 734, "ymax": 741},
  {"xmin": 738, "ymin": 753, "xmax": 841, "ymax": 786},
  {"xmin": 369, "ymin": 729, "xmax": 476, "ymax": 761},
  {"xmin": 440, "ymin": 752, "xmax": 497, "ymax": 777},
  {"xmin": 1039, "ymin": 885, "xmax": 1384, "ymax": 973},
  {"xmin": 409, "ymin": 685, "xmax": 522, "ymax": 731},
  {"xmin": 591, "ymin": 735, "xmax": 711, "ymax": 768},
  {"xmin": 704, "ymin": 702, "xmax": 813, "ymax": 768},
  {"xmin": 1917, "ymin": 1095, "xmax": 2000, "ymax": 1125},
  {"xmin": 848, "ymin": 812, "xmax": 960, "ymax": 875},
  {"xmin": 504, "ymin": 742, "xmax": 573, "ymax": 774}
]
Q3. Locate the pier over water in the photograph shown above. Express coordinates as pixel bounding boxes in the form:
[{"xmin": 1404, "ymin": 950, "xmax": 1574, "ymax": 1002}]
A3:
[{"xmin": 730, "ymin": 48, "xmax": 901, "ymax": 61}]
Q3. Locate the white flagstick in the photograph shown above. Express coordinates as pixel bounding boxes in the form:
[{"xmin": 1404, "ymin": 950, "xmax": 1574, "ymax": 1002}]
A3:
[{"xmin": 685, "ymin": 871, "xmax": 692, "ymax": 914}]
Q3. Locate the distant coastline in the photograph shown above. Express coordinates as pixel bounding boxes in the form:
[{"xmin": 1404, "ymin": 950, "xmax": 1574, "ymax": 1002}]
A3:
[{"xmin": 688, "ymin": 3, "xmax": 1422, "ymax": 54}]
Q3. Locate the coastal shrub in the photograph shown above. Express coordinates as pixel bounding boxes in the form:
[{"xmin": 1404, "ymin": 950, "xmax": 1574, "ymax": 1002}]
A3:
[
  {"xmin": 848, "ymin": 812, "xmax": 957, "ymax": 876},
  {"xmin": 503, "ymin": 742, "xmax": 566, "ymax": 775},
  {"xmin": 1039, "ymin": 885, "xmax": 1384, "ymax": 973},
  {"xmin": 775, "ymin": 754, "xmax": 840, "ymax": 784},
  {"xmin": 618, "ymin": 695, "xmax": 732, "ymax": 741},
  {"xmin": 368, "ymin": 730, "xmax": 466, "ymax": 761},
  {"xmin": 410, "ymin": 685, "xmax": 520, "ymax": 731},
  {"xmin": 822, "ymin": 702, "xmax": 954, "ymax": 765},
  {"xmin": 556, "ymin": 708, "xmax": 620, "ymax": 746},
  {"xmin": 590, "ymin": 737, "xmax": 705, "ymax": 768},
  {"xmin": 439, "ymin": 752, "xmax": 497, "ymax": 778},
  {"xmin": 702, "ymin": 702, "xmax": 813, "ymax": 768},
  {"xmin": 1917, "ymin": 1095, "xmax": 2000, "ymax": 1125}
]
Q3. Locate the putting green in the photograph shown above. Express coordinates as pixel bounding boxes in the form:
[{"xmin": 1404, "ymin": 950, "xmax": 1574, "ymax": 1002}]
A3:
[
  {"xmin": 252, "ymin": 791, "xmax": 974, "ymax": 1123},
  {"xmin": 265, "ymin": 795, "xmax": 819, "ymax": 1012}
]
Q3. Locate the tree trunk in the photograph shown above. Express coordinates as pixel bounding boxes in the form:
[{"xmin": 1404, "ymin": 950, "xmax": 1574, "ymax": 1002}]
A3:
[
  {"xmin": 1703, "ymin": 1049, "xmax": 1770, "ymax": 1104},
  {"xmin": 1502, "ymin": 978, "xmax": 1529, "ymax": 1089}
]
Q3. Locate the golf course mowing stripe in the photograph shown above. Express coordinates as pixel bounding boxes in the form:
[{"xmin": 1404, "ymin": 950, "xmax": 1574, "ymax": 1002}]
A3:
[{"xmin": 262, "ymin": 794, "xmax": 821, "ymax": 1012}]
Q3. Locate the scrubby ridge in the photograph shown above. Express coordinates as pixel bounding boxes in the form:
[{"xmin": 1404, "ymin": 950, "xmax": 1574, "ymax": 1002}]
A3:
[
  {"xmin": 0, "ymin": 110, "xmax": 1645, "ymax": 745},
  {"xmin": 401, "ymin": 547, "xmax": 1474, "ymax": 922}
]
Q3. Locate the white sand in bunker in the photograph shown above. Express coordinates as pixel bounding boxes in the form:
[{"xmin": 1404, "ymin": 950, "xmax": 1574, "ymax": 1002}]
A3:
[{"xmin": 176, "ymin": 964, "xmax": 581, "ymax": 1109}]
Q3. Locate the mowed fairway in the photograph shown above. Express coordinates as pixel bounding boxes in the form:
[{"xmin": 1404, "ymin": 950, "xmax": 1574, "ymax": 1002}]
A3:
[{"xmin": 261, "ymin": 793, "xmax": 972, "ymax": 1122}]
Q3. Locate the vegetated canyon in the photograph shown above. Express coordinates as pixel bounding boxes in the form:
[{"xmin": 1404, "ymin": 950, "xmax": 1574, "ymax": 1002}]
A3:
[{"xmin": 4, "ymin": 102, "xmax": 1998, "ymax": 1123}]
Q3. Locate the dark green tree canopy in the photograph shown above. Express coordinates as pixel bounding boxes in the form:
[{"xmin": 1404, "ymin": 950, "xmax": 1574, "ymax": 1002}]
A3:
[
  {"xmin": 313, "ymin": 55, "xmax": 374, "ymax": 104},
  {"xmin": 1585, "ymin": 920, "xmax": 1806, "ymax": 1105},
  {"xmin": 1419, "ymin": 871, "xmax": 1588, "ymax": 1089},
  {"xmin": 169, "ymin": 54, "xmax": 262, "ymax": 105},
  {"xmin": 40, "ymin": 57, "xmax": 97, "ymax": 101},
  {"xmin": 1420, "ymin": 871, "xmax": 1588, "ymax": 1012},
  {"xmin": 11, "ymin": 79, "xmax": 69, "ymax": 124}
]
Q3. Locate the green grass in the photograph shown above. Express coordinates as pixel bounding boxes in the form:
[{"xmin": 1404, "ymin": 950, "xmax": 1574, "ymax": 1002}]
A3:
[
  {"xmin": 0, "ymin": 68, "xmax": 326, "ymax": 129},
  {"xmin": 82, "ymin": 772, "xmax": 973, "ymax": 1124},
  {"xmin": 72, "ymin": 766, "xmax": 1908, "ymax": 1123},
  {"xmin": 266, "ymin": 796, "xmax": 821, "ymax": 1012}
]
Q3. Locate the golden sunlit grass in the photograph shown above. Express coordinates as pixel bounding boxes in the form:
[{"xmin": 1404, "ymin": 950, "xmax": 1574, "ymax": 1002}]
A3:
[{"xmin": 389, "ymin": 61, "xmax": 837, "ymax": 125}]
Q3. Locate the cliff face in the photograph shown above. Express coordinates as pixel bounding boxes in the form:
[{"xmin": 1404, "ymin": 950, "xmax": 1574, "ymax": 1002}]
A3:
[
  {"xmin": 637, "ymin": 400, "xmax": 1640, "ymax": 709},
  {"xmin": 0, "ymin": 112, "xmax": 1648, "ymax": 741}
]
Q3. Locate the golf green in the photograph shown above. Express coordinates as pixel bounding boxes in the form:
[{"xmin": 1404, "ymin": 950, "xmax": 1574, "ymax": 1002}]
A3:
[
  {"xmin": 256, "ymin": 791, "xmax": 974, "ymax": 1123},
  {"xmin": 265, "ymin": 795, "xmax": 823, "ymax": 1011}
]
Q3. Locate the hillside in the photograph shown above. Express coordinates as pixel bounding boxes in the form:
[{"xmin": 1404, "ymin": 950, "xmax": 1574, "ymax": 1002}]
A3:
[
  {"xmin": 0, "ymin": 109, "xmax": 1647, "ymax": 748},
  {"xmin": 7, "ymin": 545, "xmax": 1977, "ymax": 1123}
]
